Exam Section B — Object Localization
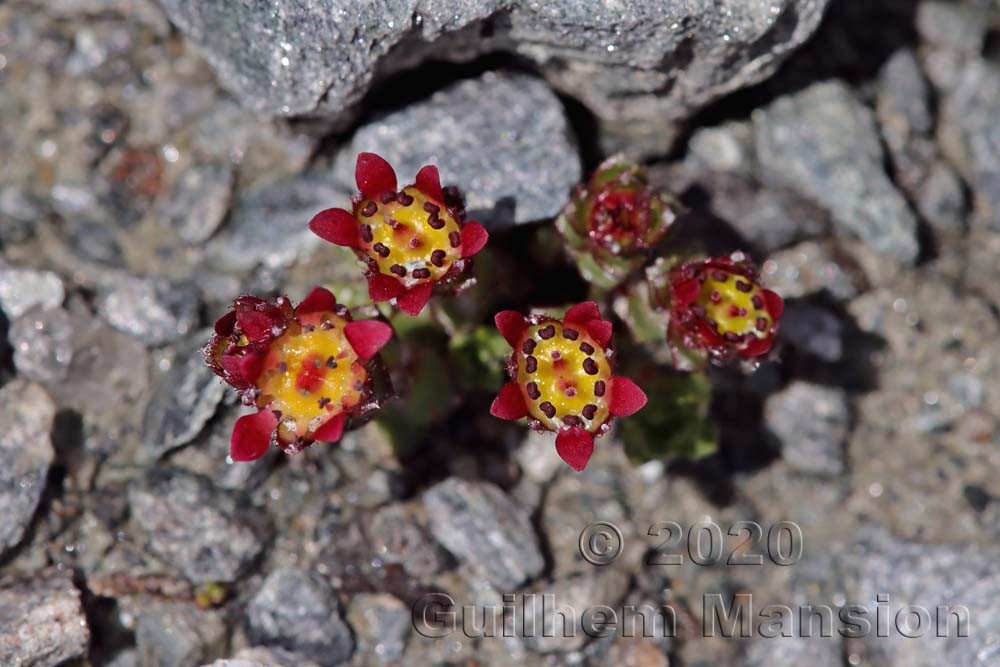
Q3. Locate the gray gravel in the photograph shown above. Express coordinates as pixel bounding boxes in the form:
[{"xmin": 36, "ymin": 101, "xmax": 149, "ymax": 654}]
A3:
[
  {"xmin": 0, "ymin": 381, "xmax": 56, "ymax": 559},
  {"xmin": 332, "ymin": 71, "xmax": 580, "ymax": 226},
  {"xmin": 246, "ymin": 568, "xmax": 354, "ymax": 666},
  {"xmin": 422, "ymin": 478, "xmax": 544, "ymax": 589},
  {"xmin": 10, "ymin": 307, "xmax": 75, "ymax": 383},
  {"xmin": 0, "ymin": 571, "xmax": 90, "ymax": 667},
  {"xmin": 135, "ymin": 604, "xmax": 227, "ymax": 667},
  {"xmin": 754, "ymin": 81, "xmax": 921, "ymax": 263},
  {"xmin": 128, "ymin": 467, "xmax": 272, "ymax": 583},
  {"xmin": 766, "ymin": 381, "xmax": 850, "ymax": 476},
  {"xmin": 0, "ymin": 264, "xmax": 65, "ymax": 319},
  {"xmin": 96, "ymin": 277, "xmax": 200, "ymax": 346}
]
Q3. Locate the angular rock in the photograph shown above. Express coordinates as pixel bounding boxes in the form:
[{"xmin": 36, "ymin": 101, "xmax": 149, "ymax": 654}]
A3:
[
  {"xmin": 96, "ymin": 277, "xmax": 200, "ymax": 346},
  {"xmin": 135, "ymin": 604, "xmax": 227, "ymax": 667},
  {"xmin": 346, "ymin": 593, "xmax": 410, "ymax": 665},
  {"xmin": 129, "ymin": 468, "xmax": 271, "ymax": 583},
  {"xmin": 765, "ymin": 381, "xmax": 850, "ymax": 476},
  {"xmin": 422, "ymin": 478, "xmax": 543, "ymax": 589},
  {"xmin": 157, "ymin": 1, "xmax": 827, "ymax": 140},
  {"xmin": 367, "ymin": 502, "xmax": 448, "ymax": 581},
  {"xmin": 246, "ymin": 568, "xmax": 354, "ymax": 666},
  {"xmin": 206, "ymin": 171, "xmax": 341, "ymax": 271},
  {"xmin": 156, "ymin": 163, "xmax": 234, "ymax": 244},
  {"xmin": 763, "ymin": 241, "xmax": 866, "ymax": 301},
  {"xmin": 10, "ymin": 308, "xmax": 75, "ymax": 384},
  {"xmin": 939, "ymin": 60, "xmax": 1000, "ymax": 230},
  {"xmin": 0, "ymin": 265, "xmax": 65, "ymax": 319},
  {"xmin": 0, "ymin": 381, "xmax": 56, "ymax": 558},
  {"xmin": 754, "ymin": 81, "xmax": 920, "ymax": 263},
  {"xmin": 141, "ymin": 331, "xmax": 227, "ymax": 462},
  {"xmin": 0, "ymin": 571, "xmax": 90, "ymax": 667},
  {"xmin": 332, "ymin": 72, "xmax": 579, "ymax": 226}
]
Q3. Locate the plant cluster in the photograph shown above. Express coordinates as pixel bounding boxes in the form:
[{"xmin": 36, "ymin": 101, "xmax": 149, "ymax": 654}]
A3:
[{"xmin": 204, "ymin": 153, "xmax": 784, "ymax": 471}]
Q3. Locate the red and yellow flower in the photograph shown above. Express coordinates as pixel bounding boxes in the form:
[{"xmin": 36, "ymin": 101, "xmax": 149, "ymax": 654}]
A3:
[
  {"xmin": 489, "ymin": 301, "xmax": 648, "ymax": 471},
  {"xmin": 203, "ymin": 287, "xmax": 393, "ymax": 461},
  {"xmin": 308, "ymin": 153, "xmax": 489, "ymax": 316},
  {"xmin": 664, "ymin": 253, "xmax": 784, "ymax": 361}
]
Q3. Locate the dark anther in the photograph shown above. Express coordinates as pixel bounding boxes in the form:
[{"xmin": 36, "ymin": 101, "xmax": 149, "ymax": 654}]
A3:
[
  {"xmin": 538, "ymin": 325, "xmax": 555, "ymax": 339},
  {"xmin": 525, "ymin": 356, "xmax": 538, "ymax": 374},
  {"xmin": 562, "ymin": 415, "xmax": 581, "ymax": 427},
  {"xmin": 321, "ymin": 320, "xmax": 334, "ymax": 330},
  {"xmin": 562, "ymin": 328, "xmax": 579, "ymax": 340},
  {"xmin": 423, "ymin": 202, "xmax": 440, "ymax": 214},
  {"xmin": 756, "ymin": 317, "xmax": 769, "ymax": 332},
  {"xmin": 397, "ymin": 191, "xmax": 414, "ymax": 206},
  {"xmin": 430, "ymin": 249, "xmax": 447, "ymax": 267},
  {"xmin": 712, "ymin": 271, "xmax": 729, "ymax": 282},
  {"xmin": 380, "ymin": 191, "xmax": 396, "ymax": 204},
  {"xmin": 751, "ymin": 295, "xmax": 764, "ymax": 309},
  {"xmin": 428, "ymin": 212, "xmax": 445, "ymax": 230},
  {"xmin": 318, "ymin": 397, "xmax": 331, "ymax": 409},
  {"xmin": 539, "ymin": 401, "xmax": 556, "ymax": 418},
  {"xmin": 735, "ymin": 280, "xmax": 752, "ymax": 292},
  {"xmin": 361, "ymin": 201, "xmax": 377, "ymax": 217},
  {"xmin": 579, "ymin": 342, "xmax": 595, "ymax": 355},
  {"xmin": 326, "ymin": 356, "xmax": 338, "ymax": 369},
  {"xmin": 302, "ymin": 325, "xmax": 315, "ymax": 333},
  {"xmin": 724, "ymin": 332, "xmax": 742, "ymax": 342},
  {"xmin": 526, "ymin": 382, "xmax": 541, "ymax": 399},
  {"xmin": 360, "ymin": 225, "xmax": 374, "ymax": 242},
  {"xmin": 522, "ymin": 339, "xmax": 537, "ymax": 354},
  {"xmin": 583, "ymin": 358, "xmax": 599, "ymax": 375},
  {"xmin": 594, "ymin": 380, "xmax": 606, "ymax": 397},
  {"xmin": 449, "ymin": 231, "xmax": 461, "ymax": 248},
  {"xmin": 390, "ymin": 264, "xmax": 407, "ymax": 277},
  {"xmin": 373, "ymin": 242, "xmax": 390, "ymax": 257},
  {"xmin": 278, "ymin": 362, "xmax": 287, "ymax": 373},
  {"xmin": 412, "ymin": 268, "xmax": 431, "ymax": 279},
  {"xmin": 582, "ymin": 404, "xmax": 598, "ymax": 420}
]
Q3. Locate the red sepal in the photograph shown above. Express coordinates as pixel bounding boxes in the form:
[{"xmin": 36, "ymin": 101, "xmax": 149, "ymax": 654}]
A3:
[
  {"xmin": 237, "ymin": 310, "xmax": 277, "ymax": 343},
  {"xmin": 763, "ymin": 289, "xmax": 784, "ymax": 319},
  {"xmin": 214, "ymin": 310, "xmax": 237, "ymax": 336},
  {"xmin": 296, "ymin": 286, "xmax": 337, "ymax": 315},
  {"xmin": 608, "ymin": 376, "xmax": 648, "ymax": 417},
  {"xmin": 672, "ymin": 277, "xmax": 701, "ymax": 306},
  {"xmin": 490, "ymin": 382, "xmax": 528, "ymax": 420},
  {"xmin": 415, "ymin": 164, "xmax": 444, "ymax": 202},
  {"xmin": 741, "ymin": 336, "xmax": 774, "ymax": 358},
  {"xmin": 460, "ymin": 221, "xmax": 489, "ymax": 258},
  {"xmin": 564, "ymin": 301, "xmax": 601, "ymax": 325},
  {"xmin": 585, "ymin": 319, "xmax": 613, "ymax": 348},
  {"xmin": 555, "ymin": 427, "xmax": 595, "ymax": 471},
  {"xmin": 312, "ymin": 412, "xmax": 347, "ymax": 443},
  {"xmin": 308, "ymin": 208, "xmax": 362, "ymax": 248},
  {"xmin": 355, "ymin": 152, "xmax": 397, "ymax": 200},
  {"xmin": 494, "ymin": 310, "xmax": 527, "ymax": 347},
  {"xmin": 396, "ymin": 283, "xmax": 434, "ymax": 316},
  {"xmin": 230, "ymin": 410, "xmax": 278, "ymax": 462},
  {"xmin": 344, "ymin": 319, "xmax": 393, "ymax": 361},
  {"xmin": 368, "ymin": 273, "xmax": 406, "ymax": 302}
]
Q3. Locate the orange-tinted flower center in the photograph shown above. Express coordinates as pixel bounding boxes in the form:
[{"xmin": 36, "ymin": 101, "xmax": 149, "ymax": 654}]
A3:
[
  {"xmin": 357, "ymin": 187, "xmax": 462, "ymax": 287},
  {"xmin": 514, "ymin": 321, "xmax": 612, "ymax": 433},
  {"xmin": 256, "ymin": 311, "xmax": 367, "ymax": 439},
  {"xmin": 695, "ymin": 271, "xmax": 774, "ymax": 341}
]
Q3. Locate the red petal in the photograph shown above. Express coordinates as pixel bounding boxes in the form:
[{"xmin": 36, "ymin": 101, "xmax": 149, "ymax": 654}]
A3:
[
  {"xmin": 490, "ymin": 381, "xmax": 528, "ymax": 420},
  {"xmin": 608, "ymin": 376, "xmax": 648, "ymax": 417},
  {"xmin": 460, "ymin": 221, "xmax": 489, "ymax": 258},
  {"xmin": 296, "ymin": 286, "xmax": 337, "ymax": 314},
  {"xmin": 415, "ymin": 164, "xmax": 443, "ymax": 202},
  {"xmin": 367, "ymin": 273, "xmax": 406, "ymax": 302},
  {"xmin": 230, "ymin": 410, "xmax": 278, "ymax": 462},
  {"xmin": 564, "ymin": 301, "xmax": 601, "ymax": 325},
  {"xmin": 214, "ymin": 310, "xmax": 237, "ymax": 336},
  {"xmin": 355, "ymin": 152, "xmax": 397, "ymax": 199},
  {"xmin": 396, "ymin": 283, "xmax": 434, "ymax": 316},
  {"xmin": 555, "ymin": 427, "xmax": 595, "ymax": 471},
  {"xmin": 494, "ymin": 310, "xmax": 527, "ymax": 347},
  {"xmin": 237, "ymin": 310, "xmax": 277, "ymax": 342},
  {"xmin": 741, "ymin": 336, "xmax": 774, "ymax": 358},
  {"xmin": 313, "ymin": 412, "xmax": 347, "ymax": 443},
  {"xmin": 763, "ymin": 289, "xmax": 784, "ymax": 319},
  {"xmin": 672, "ymin": 277, "xmax": 701, "ymax": 306},
  {"xmin": 308, "ymin": 208, "xmax": 362, "ymax": 248},
  {"xmin": 344, "ymin": 319, "xmax": 393, "ymax": 360},
  {"xmin": 585, "ymin": 319, "xmax": 613, "ymax": 348}
]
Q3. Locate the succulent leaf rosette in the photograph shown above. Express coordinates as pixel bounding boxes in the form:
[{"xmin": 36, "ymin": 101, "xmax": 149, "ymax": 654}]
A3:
[
  {"xmin": 490, "ymin": 301, "xmax": 648, "ymax": 471},
  {"xmin": 203, "ymin": 287, "xmax": 393, "ymax": 461},
  {"xmin": 309, "ymin": 153, "xmax": 489, "ymax": 317},
  {"xmin": 659, "ymin": 252, "xmax": 784, "ymax": 363},
  {"xmin": 556, "ymin": 155, "xmax": 677, "ymax": 290}
]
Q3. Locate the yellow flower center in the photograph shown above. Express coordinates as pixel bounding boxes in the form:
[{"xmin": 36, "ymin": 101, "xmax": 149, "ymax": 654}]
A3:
[
  {"xmin": 358, "ymin": 187, "xmax": 462, "ymax": 287},
  {"xmin": 514, "ymin": 321, "xmax": 612, "ymax": 433},
  {"xmin": 697, "ymin": 271, "xmax": 774, "ymax": 340},
  {"xmin": 257, "ymin": 312, "xmax": 367, "ymax": 439}
]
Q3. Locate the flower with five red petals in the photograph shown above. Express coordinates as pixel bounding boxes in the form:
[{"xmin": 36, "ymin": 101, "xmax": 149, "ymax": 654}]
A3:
[
  {"xmin": 664, "ymin": 253, "xmax": 784, "ymax": 362},
  {"xmin": 490, "ymin": 301, "xmax": 648, "ymax": 471},
  {"xmin": 308, "ymin": 153, "xmax": 489, "ymax": 316},
  {"xmin": 203, "ymin": 287, "xmax": 393, "ymax": 461}
]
